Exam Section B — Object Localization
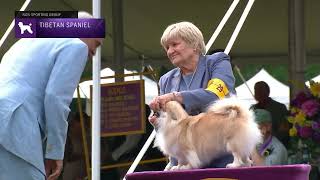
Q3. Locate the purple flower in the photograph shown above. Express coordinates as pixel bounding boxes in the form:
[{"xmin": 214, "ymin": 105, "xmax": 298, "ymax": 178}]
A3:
[
  {"xmin": 312, "ymin": 121, "xmax": 320, "ymax": 130},
  {"xmin": 301, "ymin": 99, "xmax": 320, "ymax": 117},
  {"xmin": 291, "ymin": 92, "xmax": 310, "ymax": 107},
  {"xmin": 299, "ymin": 126, "xmax": 313, "ymax": 138}
]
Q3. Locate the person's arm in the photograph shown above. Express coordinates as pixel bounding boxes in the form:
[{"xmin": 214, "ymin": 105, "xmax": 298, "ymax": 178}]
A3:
[
  {"xmin": 149, "ymin": 77, "xmax": 165, "ymax": 112},
  {"xmin": 180, "ymin": 53, "xmax": 235, "ymax": 112},
  {"xmin": 44, "ymin": 41, "xmax": 88, "ymax": 161},
  {"xmin": 159, "ymin": 76, "xmax": 165, "ymax": 95},
  {"xmin": 251, "ymin": 148, "xmax": 266, "ymax": 166},
  {"xmin": 149, "ymin": 72, "xmax": 178, "ymax": 110}
]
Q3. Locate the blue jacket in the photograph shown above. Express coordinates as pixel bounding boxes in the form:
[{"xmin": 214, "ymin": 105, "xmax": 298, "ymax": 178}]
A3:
[
  {"xmin": 159, "ymin": 52, "xmax": 236, "ymax": 167},
  {"xmin": 0, "ymin": 38, "xmax": 88, "ymax": 173},
  {"xmin": 159, "ymin": 52, "xmax": 235, "ymax": 115}
]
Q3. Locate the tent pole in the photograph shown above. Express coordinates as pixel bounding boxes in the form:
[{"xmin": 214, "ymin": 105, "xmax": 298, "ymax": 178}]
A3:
[
  {"xmin": 112, "ymin": 0, "xmax": 125, "ymax": 82},
  {"xmin": 288, "ymin": 0, "xmax": 306, "ymax": 99},
  {"xmin": 205, "ymin": 0, "xmax": 240, "ymax": 54},
  {"xmin": 0, "ymin": 0, "xmax": 31, "ymax": 48},
  {"xmin": 234, "ymin": 65, "xmax": 254, "ymax": 97},
  {"xmin": 224, "ymin": 0, "xmax": 255, "ymax": 55},
  {"xmin": 92, "ymin": 0, "xmax": 102, "ymax": 180},
  {"xmin": 223, "ymin": 0, "xmax": 256, "ymax": 98}
]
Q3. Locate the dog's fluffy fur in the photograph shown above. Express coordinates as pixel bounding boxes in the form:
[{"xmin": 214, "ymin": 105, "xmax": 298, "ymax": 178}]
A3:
[{"xmin": 153, "ymin": 98, "xmax": 262, "ymax": 170}]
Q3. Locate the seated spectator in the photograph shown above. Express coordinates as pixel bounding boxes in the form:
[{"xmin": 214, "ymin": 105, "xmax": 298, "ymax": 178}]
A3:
[
  {"xmin": 251, "ymin": 109, "xmax": 288, "ymax": 166},
  {"xmin": 250, "ymin": 81, "xmax": 290, "ymax": 147}
]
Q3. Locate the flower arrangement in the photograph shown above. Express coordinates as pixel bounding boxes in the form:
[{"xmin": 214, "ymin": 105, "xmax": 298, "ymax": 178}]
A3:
[{"xmin": 288, "ymin": 80, "xmax": 320, "ymax": 165}]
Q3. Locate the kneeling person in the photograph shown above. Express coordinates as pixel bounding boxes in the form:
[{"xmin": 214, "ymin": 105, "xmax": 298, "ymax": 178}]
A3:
[{"xmin": 251, "ymin": 109, "xmax": 288, "ymax": 166}]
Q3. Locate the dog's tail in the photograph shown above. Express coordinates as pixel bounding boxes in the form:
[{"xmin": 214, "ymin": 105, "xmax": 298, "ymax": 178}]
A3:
[
  {"xmin": 208, "ymin": 97, "xmax": 262, "ymax": 152},
  {"xmin": 206, "ymin": 96, "xmax": 251, "ymax": 120}
]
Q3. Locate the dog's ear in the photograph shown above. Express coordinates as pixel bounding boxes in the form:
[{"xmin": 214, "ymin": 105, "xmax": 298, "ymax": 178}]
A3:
[{"xmin": 165, "ymin": 101, "xmax": 188, "ymax": 120}]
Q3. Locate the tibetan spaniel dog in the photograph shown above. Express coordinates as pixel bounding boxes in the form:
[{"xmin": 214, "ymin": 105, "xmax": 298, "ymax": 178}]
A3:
[{"xmin": 151, "ymin": 98, "xmax": 262, "ymax": 170}]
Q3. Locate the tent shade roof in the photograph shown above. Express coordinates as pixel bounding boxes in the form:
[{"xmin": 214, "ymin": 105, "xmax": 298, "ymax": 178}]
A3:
[{"xmin": 235, "ymin": 68, "xmax": 289, "ymax": 107}]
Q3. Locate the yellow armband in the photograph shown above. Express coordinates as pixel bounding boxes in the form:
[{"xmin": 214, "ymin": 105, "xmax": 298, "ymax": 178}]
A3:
[{"xmin": 206, "ymin": 78, "xmax": 229, "ymax": 99}]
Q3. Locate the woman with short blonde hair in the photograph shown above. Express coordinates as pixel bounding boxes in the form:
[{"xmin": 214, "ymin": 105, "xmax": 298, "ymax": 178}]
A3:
[
  {"xmin": 149, "ymin": 21, "xmax": 236, "ymax": 170},
  {"xmin": 161, "ymin": 21, "xmax": 206, "ymax": 55}
]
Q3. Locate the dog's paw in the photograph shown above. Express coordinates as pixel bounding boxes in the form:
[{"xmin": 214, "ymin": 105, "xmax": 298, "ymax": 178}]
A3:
[
  {"xmin": 164, "ymin": 164, "xmax": 173, "ymax": 171},
  {"xmin": 226, "ymin": 163, "xmax": 241, "ymax": 168},
  {"xmin": 169, "ymin": 164, "xmax": 192, "ymax": 170},
  {"xmin": 241, "ymin": 162, "xmax": 253, "ymax": 167},
  {"xmin": 170, "ymin": 165, "xmax": 180, "ymax": 171},
  {"xmin": 178, "ymin": 164, "xmax": 192, "ymax": 170},
  {"xmin": 244, "ymin": 159, "xmax": 253, "ymax": 167},
  {"xmin": 227, "ymin": 162, "xmax": 252, "ymax": 168}
]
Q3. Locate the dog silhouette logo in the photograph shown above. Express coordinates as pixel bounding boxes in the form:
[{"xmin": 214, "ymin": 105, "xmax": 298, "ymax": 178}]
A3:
[{"xmin": 18, "ymin": 22, "xmax": 33, "ymax": 34}]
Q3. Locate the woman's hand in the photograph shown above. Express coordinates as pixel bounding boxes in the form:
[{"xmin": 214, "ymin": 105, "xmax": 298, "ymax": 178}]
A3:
[
  {"xmin": 149, "ymin": 93, "xmax": 177, "ymax": 112},
  {"xmin": 149, "ymin": 96, "xmax": 161, "ymax": 112},
  {"xmin": 148, "ymin": 113, "xmax": 158, "ymax": 127},
  {"xmin": 250, "ymin": 147, "xmax": 265, "ymax": 166}
]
